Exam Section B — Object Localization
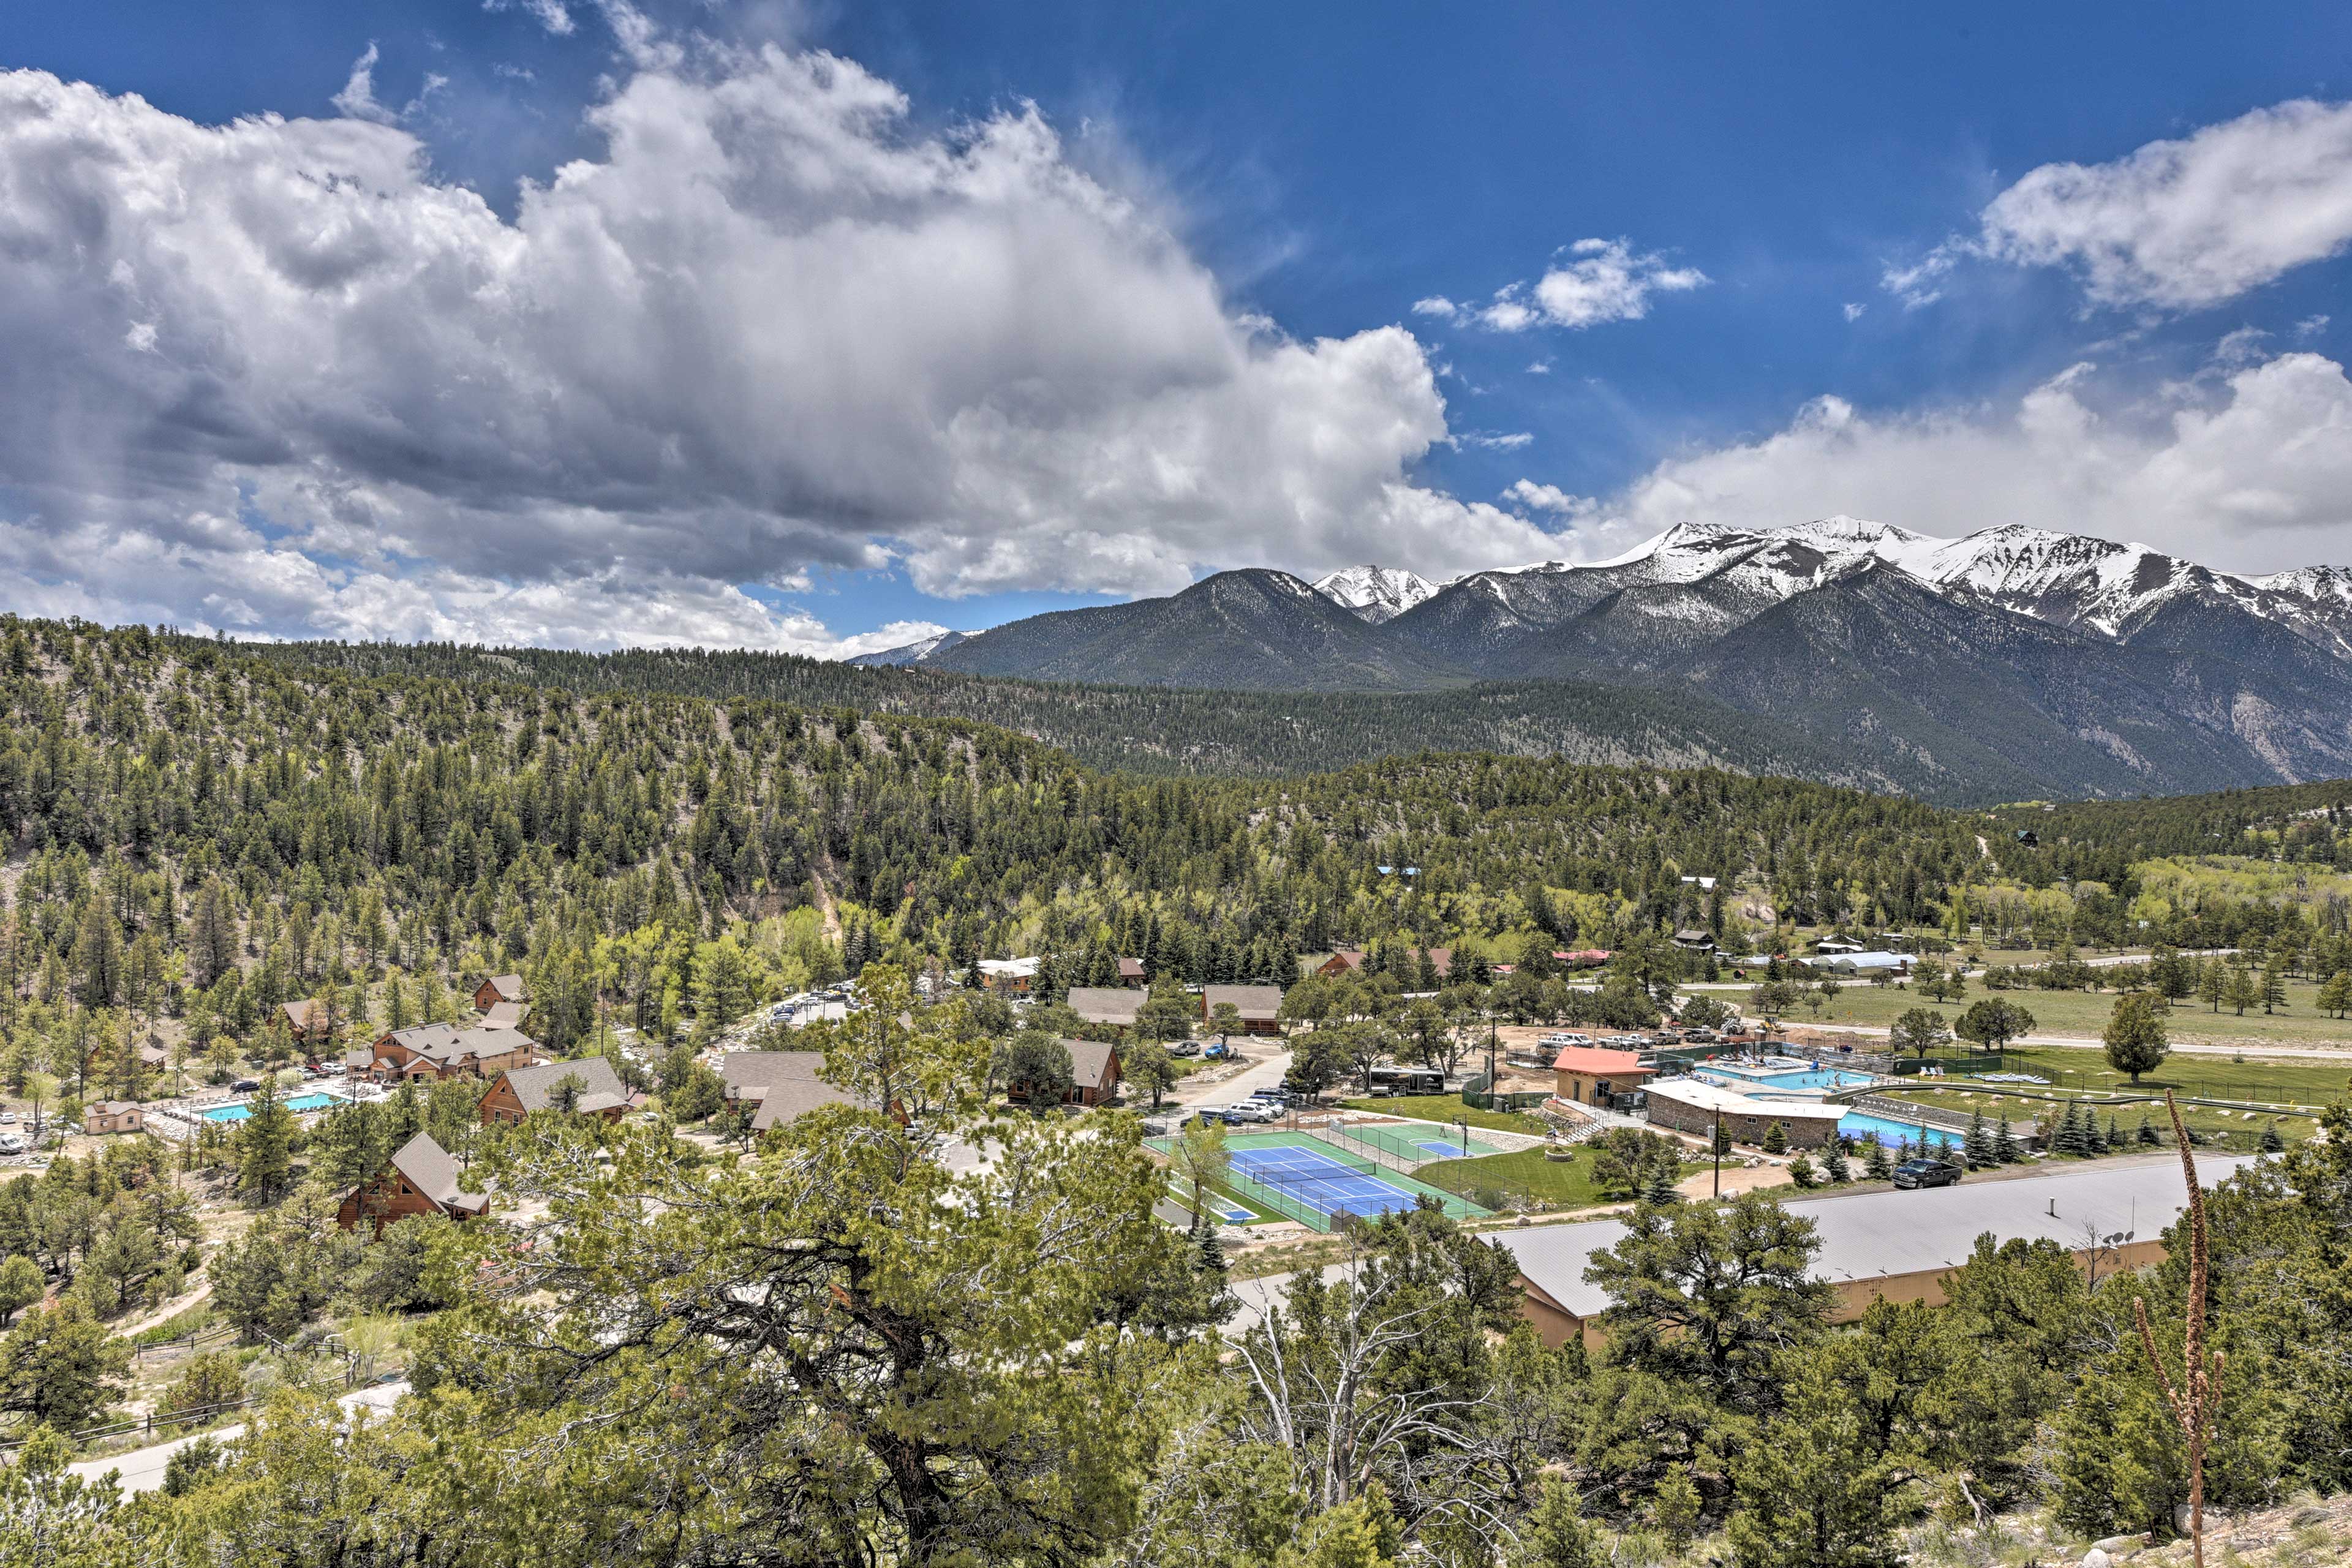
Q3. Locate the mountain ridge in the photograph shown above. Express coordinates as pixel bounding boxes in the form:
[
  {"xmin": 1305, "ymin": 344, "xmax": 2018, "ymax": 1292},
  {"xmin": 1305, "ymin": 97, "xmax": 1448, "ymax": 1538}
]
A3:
[{"xmin": 843, "ymin": 517, "xmax": 2352, "ymax": 799}]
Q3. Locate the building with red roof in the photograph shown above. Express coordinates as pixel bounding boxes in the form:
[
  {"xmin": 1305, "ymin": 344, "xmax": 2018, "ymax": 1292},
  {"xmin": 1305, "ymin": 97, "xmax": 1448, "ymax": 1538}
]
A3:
[{"xmin": 1551, "ymin": 1047, "xmax": 1655, "ymax": 1109}]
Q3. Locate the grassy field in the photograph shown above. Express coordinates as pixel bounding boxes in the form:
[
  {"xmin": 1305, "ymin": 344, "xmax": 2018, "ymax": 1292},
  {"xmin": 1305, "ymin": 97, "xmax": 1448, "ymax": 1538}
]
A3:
[
  {"xmin": 1336, "ymin": 1095, "xmax": 1548, "ymax": 1135},
  {"xmin": 1859, "ymin": 1040, "xmax": 2342, "ymax": 1150},
  {"xmin": 1790, "ymin": 977, "xmax": 2352, "ymax": 1049},
  {"xmin": 1881, "ymin": 1085, "xmax": 2309, "ymax": 1148},
  {"xmin": 1417, "ymin": 1145, "xmax": 1615, "ymax": 1212}
]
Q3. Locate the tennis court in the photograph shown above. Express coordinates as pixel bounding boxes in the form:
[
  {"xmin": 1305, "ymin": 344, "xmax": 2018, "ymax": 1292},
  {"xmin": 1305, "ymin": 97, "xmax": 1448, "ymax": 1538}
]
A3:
[
  {"xmin": 1204, "ymin": 1131, "xmax": 1488, "ymax": 1232},
  {"xmin": 1338, "ymin": 1119, "xmax": 1510, "ymax": 1163}
]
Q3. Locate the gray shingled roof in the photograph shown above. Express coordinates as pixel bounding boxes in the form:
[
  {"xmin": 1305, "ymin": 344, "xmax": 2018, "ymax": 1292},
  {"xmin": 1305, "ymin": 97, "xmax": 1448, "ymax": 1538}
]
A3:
[
  {"xmin": 1501, "ymin": 1154, "xmax": 2253, "ymax": 1319},
  {"xmin": 1066, "ymin": 987, "xmax": 1144, "ymax": 1026},
  {"xmin": 380, "ymin": 1022, "xmax": 538, "ymax": 1066},
  {"xmin": 497, "ymin": 1056, "xmax": 629, "ymax": 1114},
  {"xmin": 1202, "ymin": 984, "xmax": 1283, "ymax": 1021},
  {"xmin": 719, "ymin": 1050, "xmax": 855, "ymax": 1131},
  {"xmin": 1062, "ymin": 1038, "xmax": 1120, "ymax": 1090},
  {"xmin": 389, "ymin": 1131, "xmax": 490, "ymax": 1215}
]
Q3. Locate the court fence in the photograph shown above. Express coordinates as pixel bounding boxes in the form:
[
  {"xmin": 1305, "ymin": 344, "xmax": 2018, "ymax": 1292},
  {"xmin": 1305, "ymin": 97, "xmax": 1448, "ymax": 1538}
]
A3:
[
  {"xmin": 1314, "ymin": 1125, "xmax": 1430, "ymax": 1178},
  {"xmin": 1222, "ymin": 1147, "xmax": 1487, "ymax": 1234}
]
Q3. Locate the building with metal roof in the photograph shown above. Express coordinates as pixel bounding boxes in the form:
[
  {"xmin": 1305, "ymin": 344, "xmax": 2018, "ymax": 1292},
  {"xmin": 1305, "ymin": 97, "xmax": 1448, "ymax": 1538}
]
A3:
[{"xmin": 1499, "ymin": 1153, "xmax": 2252, "ymax": 1347}]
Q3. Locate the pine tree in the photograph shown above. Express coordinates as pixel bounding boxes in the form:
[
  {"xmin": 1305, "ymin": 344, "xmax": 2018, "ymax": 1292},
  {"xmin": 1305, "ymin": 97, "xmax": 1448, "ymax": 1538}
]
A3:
[
  {"xmin": 1962, "ymin": 1110, "xmax": 1991, "ymax": 1169},
  {"xmin": 2138, "ymin": 1109, "xmax": 2161, "ymax": 1147},
  {"xmin": 1864, "ymin": 1137, "xmax": 1893, "ymax": 1182},
  {"xmin": 1642, "ymin": 1161, "xmax": 1682, "ymax": 1206},
  {"xmin": 2223, "ymin": 963, "xmax": 2258, "ymax": 1016},
  {"xmin": 2320, "ymin": 970, "xmax": 2352, "ymax": 1020},
  {"xmin": 1823, "ymin": 1142, "xmax": 1851, "ymax": 1184},
  {"xmin": 236, "ymin": 1077, "xmax": 296, "ymax": 1205},
  {"xmin": 2198, "ymin": 960, "xmax": 2225, "ymax": 1013},
  {"xmin": 2259, "ymin": 1121, "xmax": 2285, "ymax": 1153},
  {"xmin": 1993, "ymin": 1115, "xmax": 2019, "ymax": 1163},
  {"xmin": 2087, "ymin": 1112, "xmax": 2109, "ymax": 1156},
  {"xmin": 2261, "ymin": 960, "xmax": 2288, "ymax": 1015},
  {"xmin": 1760, "ymin": 1120, "xmax": 1787, "ymax": 1155}
]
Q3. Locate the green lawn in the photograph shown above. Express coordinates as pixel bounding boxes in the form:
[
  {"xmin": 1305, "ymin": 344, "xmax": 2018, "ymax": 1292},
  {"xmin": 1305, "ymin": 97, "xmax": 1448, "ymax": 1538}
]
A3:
[
  {"xmin": 1337, "ymin": 1095, "xmax": 1547, "ymax": 1135},
  {"xmin": 1886, "ymin": 1085, "xmax": 2308, "ymax": 1149},
  {"xmin": 1870, "ymin": 1040, "xmax": 2343, "ymax": 1149},
  {"xmin": 1164, "ymin": 1171, "xmax": 1280, "ymax": 1227},
  {"xmin": 1793, "ymin": 976, "xmax": 2352, "ymax": 1049},
  {"xmin": 1416, "ymin": 1146, "xmax": 1614, "ymax": 1212}
]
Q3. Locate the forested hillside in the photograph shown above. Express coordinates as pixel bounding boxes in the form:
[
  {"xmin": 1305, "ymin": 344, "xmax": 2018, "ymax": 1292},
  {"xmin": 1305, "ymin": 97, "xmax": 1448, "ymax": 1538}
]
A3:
[
  {"xmin": 0, "ymin": 619, "xmax": 1992, "ymax": 1085},
  {"xmin": 208, "ymin": 630, "xmax": 1918, "ymax": 793},
  {"xmin": 6, "ymin": 617, "xmax": 2352, "ymax": 1082}
]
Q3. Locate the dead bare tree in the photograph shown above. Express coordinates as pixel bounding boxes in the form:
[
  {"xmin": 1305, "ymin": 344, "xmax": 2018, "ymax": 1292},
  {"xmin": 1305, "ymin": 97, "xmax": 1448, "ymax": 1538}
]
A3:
[{"xmin": 2132, "ymin": 1090, "xmax": 2224, "ymax": 1568}]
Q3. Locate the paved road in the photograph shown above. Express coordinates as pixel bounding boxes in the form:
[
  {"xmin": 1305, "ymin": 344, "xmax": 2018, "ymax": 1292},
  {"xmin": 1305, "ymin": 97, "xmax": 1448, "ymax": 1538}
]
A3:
[{"xmin": 69, "ymin": 1380, "xmax": 409, "ymax": 1496}]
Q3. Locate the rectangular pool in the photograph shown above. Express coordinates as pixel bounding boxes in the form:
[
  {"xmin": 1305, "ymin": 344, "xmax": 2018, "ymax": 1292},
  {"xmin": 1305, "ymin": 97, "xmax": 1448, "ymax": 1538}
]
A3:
[
  {"xmin": 203, "ymin": 1091, "xmax": 347, "ymax": 1123},
  {"xmin": 1700, "ymin": 1066, "xmax": 1877, "ymax": 1092},
  {"xmin": 1836, "ymin": 1110, "xmax": 1962, "ymax": 1151}
]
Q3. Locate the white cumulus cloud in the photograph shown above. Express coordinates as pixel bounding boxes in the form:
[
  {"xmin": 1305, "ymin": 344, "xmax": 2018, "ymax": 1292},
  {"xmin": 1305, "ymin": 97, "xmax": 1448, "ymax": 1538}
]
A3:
[
  {"xmin": 1890, "ymin": 99, "xmax": 2352, "ymax": 314},
  {"xmin": 1423, "ymin": 237, "xmax": 1707, "ymax": 335},
  {"xmin": 0, "ymin": 32, "xmax": 1562, "ymax": 650},
  {"xmin": 1568, "ymin": 349, "xmax": 2352, "ymax": 574}
]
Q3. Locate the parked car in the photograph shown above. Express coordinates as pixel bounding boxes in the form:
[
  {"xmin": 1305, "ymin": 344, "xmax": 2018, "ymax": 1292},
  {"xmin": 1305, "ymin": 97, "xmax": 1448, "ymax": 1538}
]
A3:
[
  {"xmin": 1139, "ymin": 1121, "xmax": 1170, "ymax": 1137},
  {"xmin": 1892, "ymin": 1158, "xmax": 1963, "ymax": 1189},
  {"xmin": 232, "ymin": 1078, "xmax": 262, "ymax": 1093},
  {"xmin": 1202, "ymin": 1042, "xmax": 1231, "ymax": 1060},
  {"xmin": 1168, "ymin": 1042, "xmax": 1200, "ymax": 1058}
]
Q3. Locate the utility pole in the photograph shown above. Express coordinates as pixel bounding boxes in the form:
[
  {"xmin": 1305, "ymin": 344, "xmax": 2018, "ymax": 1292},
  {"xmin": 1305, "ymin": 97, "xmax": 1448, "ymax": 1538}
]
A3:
[
  {"xmin": 1713, "ymin": 1104, "xmax": 1723, "ymax": 1198},
  {"xmin": 1485, "ymin": 1011, "xmax": 1498, "ymax": 1107}
]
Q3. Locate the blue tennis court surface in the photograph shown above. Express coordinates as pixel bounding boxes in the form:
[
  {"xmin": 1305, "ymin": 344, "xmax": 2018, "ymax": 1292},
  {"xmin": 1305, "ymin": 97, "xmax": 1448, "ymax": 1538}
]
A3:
[
  {"xmin": 1414, "ymin": 1139, "xmax": 1469, "ymax": 1158},
  {"xmin": 1229, "ymin": 1147, "xmax": 1420, "ymax": 1221}
]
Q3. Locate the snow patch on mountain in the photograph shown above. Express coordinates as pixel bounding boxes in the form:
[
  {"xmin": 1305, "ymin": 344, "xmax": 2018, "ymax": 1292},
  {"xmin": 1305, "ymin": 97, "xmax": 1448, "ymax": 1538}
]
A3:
[
  {"xmin": 845, "ymin": 630, "xmax": 977, "ymax": 667},
  {"xmin": 1313, "ymin": 564, "xmax": 1441, "ymax": 623}
]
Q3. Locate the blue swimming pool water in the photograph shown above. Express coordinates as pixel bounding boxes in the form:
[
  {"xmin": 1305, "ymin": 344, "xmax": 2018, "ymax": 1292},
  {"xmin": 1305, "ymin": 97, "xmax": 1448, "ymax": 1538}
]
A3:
[
  {"xmin": 1837, "ymin": 1110, "xmax": 1961, "ymax": 1150},
  {"xmin": 203, "ymin": 1091, "xmax": 345, "ymax": 1123},
  {"xmin": 1699, "ymin": 1066, "xmax": 1877, "ymax": 1093}
]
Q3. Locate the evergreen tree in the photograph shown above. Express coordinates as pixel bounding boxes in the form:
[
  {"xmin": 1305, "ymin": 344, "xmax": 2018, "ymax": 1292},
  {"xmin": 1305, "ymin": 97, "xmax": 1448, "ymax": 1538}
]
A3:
[
  {"xmin": 1640, "ymin": 1162, "xmax": 1682, "ymax": 1206},
  {"xmin": 2198, "ymin": 959, "xmax": 2225, "ymax": 1013},
  {"xmin": 2260, "ymin": 1120, "xmax": 2285, "ymax": 1153},
  {"xmin": 2101, "ymin": 991, "xmax": 2169, "ymax": 1084},
  {"xmin": 2319, "ymin": 970, "xmax": 2352, "ymax": 1020},
  {"xmin": 2136, "ymin": 1109, "xmax": 2161, "ymax": 1147},
  {"xmin": 1760, "ymin": 1120, "xmax": 1787, "ymax": 1155},
  {"xmin": 2261, "ymin": 959, "xmax": 2288, "ymax": 1014},
  {"xmin": 1512, "ymin": 1477, "xmax": 1600, "ymax": 1568},
  {"xmin": 1993, "ymin": 1115, "xmax": 2020, "ymax": 1163},
  {"xmin": 1822, "ymin": 1142, "xmax": 1851, "ymax": 1184},
  {"xmin": 236, "ymin": 1077, "xmax": 296, "ymax": 1204},
  {"xmin": 1863, "ymin": 1137, "xmax": 1893, "ymax": 1182},
  {"xmin": 1963, "ymin": 1110, "xmax": 1991, "ymax": 1169},
  {"xmin": 2223, "ymin": 963, "xmax": 2259, "ymax": 1016}
]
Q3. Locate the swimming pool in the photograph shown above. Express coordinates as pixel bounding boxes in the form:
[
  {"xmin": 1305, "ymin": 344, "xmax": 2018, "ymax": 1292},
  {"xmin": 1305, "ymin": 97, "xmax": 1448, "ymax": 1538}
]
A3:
[
  {"xmin": 1700, "ymin": 1066, "xmax": 1877, "ymax": 1093},
  {"xmin": 203, "ymin": 1091, "xmax": 347, "ymax": 1123},
  {"xmin": 1836, "ymin": 1110, "xmax": 1962, "ymax": 1151}
]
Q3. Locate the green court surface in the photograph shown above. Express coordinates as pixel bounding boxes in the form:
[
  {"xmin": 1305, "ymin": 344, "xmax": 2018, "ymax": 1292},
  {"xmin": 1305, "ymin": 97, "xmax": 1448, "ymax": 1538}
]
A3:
[
  {"xmin": 1321, "ymin": 1119, "xmax": 1512, "ymax": 1165},
  {"xmin": 1148, "ymin": 1129, "xmax": 1488, "ymax": 1233}
]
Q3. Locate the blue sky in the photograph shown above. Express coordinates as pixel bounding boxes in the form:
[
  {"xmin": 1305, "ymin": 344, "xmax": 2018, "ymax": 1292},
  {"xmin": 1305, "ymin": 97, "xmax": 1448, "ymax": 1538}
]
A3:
[{"xmin": 2, "ymin": 1, "xmax": 2350, "ymax": 652}]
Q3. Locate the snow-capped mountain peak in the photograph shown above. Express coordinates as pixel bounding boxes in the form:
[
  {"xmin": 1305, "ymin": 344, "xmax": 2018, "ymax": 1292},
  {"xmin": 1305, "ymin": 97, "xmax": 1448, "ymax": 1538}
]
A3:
[{"xmin": 1313, "ymin": 564, "xmax": 1441, "ymax": 624}]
